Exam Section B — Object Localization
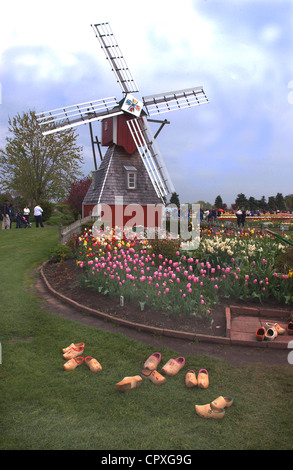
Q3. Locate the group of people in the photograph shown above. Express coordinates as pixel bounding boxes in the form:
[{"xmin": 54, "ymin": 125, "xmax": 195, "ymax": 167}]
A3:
[
  {"xmin": 1, "ymin": 201, "xmax": 44, "ymax": 230},
  {"xmin": 200, "ymin": 207, "xmax": 247, "ymax": 228},
  {"xmin": 200, "ymin": 208, "xmax": 220, "ymax": 223}
]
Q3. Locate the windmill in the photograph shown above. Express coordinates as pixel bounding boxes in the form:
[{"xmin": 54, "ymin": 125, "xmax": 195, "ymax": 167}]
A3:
[{"xmin": 37, "ymin": 22, "xmax": 209, "ymax": 229}]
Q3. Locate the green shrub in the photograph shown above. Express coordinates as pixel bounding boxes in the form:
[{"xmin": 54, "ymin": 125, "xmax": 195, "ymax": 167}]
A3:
[
  {"xmin": 50, "ymin": 244, "xmax": 72, "ymax": 262},
  {"xmin": 38, "ymin": 200, "xmax": 54, "ymax": 222}
]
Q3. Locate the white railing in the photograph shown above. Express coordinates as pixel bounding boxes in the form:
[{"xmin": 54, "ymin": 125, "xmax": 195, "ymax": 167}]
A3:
[{"xmin": 59, "ymin": 215, "xmax": 94, "ymax": 244}]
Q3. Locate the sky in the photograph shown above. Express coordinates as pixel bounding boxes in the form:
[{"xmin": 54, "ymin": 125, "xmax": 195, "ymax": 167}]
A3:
[{"xmin": 1, "ymin": 0, "xmax": 293, "ymax": 206}]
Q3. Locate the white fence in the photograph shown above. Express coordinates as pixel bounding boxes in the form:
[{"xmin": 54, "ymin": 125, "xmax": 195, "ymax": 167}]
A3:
[{"xmin": 59, "ymin": 215, "xmax": 94, "ymax": 244}]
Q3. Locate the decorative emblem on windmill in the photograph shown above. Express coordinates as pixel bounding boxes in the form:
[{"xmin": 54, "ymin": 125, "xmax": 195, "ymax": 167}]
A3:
[{"xmin": 37, "ymin": 22, "xmax": 209, "ymax": 227}]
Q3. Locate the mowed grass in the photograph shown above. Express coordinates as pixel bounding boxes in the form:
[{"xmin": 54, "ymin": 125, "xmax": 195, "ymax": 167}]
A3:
[{"xmin": 0, "ymin": 224, "xmax": 293, "ymax": 450}]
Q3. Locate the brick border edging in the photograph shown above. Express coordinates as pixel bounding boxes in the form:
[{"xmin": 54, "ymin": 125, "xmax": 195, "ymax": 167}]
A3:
[
  {"xmin": 227, "ymin": 306, "xmax": 293, "ymax": 350},
  {"xmin": 39, "ymin": 261, "xmax": 291, "ymax": 349}
]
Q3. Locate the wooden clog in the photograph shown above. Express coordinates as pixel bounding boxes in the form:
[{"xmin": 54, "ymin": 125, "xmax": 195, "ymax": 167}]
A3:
[
  {"xmin": 195, "ymin": 403, "xmax": 225, "ymax": 419},
  {"xmin": 161, "ymin": 357, "xmax": 185, "ymax": 376},
  {"xmin": 266, "ymin": 322, "xmax": 285, "ymax": 335},
  {"xmin": 140, "ymin": 368, "xmax": 166, "ymax": 385},
  {"xmin": 265, "ymin": 326, "xmax": 278, "ymax": 341},
  {"xmin": 287, "ymin": 322, "xmax": 293, "ymax": 335},
  {"xmin": 115, "ymin": 375, "xmax": 143, "ymax": 392},
  {"xmin": 256, "ymin": 327, "xmax": 266, "ymax": 341},
  {"xmin": 85, "ymin": 356, "xmax": 102, "ymax": 373},
  {"xmin": 62, "ymin": 342, "xmax": 85, "ymax": 353},
  {"xmin": 197, "ymin": 369, "xmax": 209, "ymax": 389},
  {"xmin": 185, "ymin": 370, "xmax": 197, "ymax": 388},
  {"xmin": 143, "ymin": 352, "xmax": 161, "ymax": 371},
  {"xmin": 63, "ymin": 356, "xmax": 84, "ymax": 371},
  {"xmin": 211, "ymin": 396, "xmax": 234, "ymax": 410},
  {"xmin": 63, "ymin": 345, "xmax": 84, "ymax": 360}
]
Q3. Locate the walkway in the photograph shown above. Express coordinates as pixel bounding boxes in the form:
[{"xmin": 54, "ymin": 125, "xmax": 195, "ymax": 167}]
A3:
[{"xmin": 227, "ymin": 305, "xmax": 292, "ymax": 349}]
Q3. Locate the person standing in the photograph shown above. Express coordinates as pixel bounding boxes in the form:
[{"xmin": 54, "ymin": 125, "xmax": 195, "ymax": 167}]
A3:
[
  {"xmin": 34, "ymin": 203, "xmax": 44, "ymax": 227},
  {"xmin": 9, "ymin": 204, "xmax": 15, "ymax": 228},
  {"xmin": 2, "ymin": 200, "xmax": 10, "ymax": 230},
  {"xmin": 23, "ymin": 205, "xmax": 30, "ymax": 224},
  {"xmin": 236, "ymin": 209, "xmax": 242, "ymax": 228}
]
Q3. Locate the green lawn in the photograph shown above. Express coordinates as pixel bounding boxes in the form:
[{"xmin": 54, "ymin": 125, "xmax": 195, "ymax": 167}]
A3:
[{"xmin": 0, "ymin": 223, "xmax": 293, "ymax": 450}]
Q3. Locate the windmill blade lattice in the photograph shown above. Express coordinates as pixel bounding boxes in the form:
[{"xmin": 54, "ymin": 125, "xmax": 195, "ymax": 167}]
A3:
[
  {"xmin": 92, "ymin": 22, "xmax": 139, "ymax": 95},
  {"xmin": 143, "ymin": 87, "xmax": 208, "ymax": 116},
  {"xmin": 127, "ymin": 116, "xmax": 175, "ymax": 199},
  {"xmin": 36, "ymin": 97, "xmax": 121, "ymax": 135}
]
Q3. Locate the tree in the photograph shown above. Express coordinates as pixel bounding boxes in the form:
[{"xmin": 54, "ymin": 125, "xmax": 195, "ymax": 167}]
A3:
[
  {"xmin": 275, "ymin": 192, "xmax": 286, "ymax": 211},
  {"xmin": 258, "ymin": 195, "xmax": 267, "ymax": 212},
  {"xmin": 0, "ymin": 110, "xmax": 83, "ymax": 204},
  {"xmin": 65, "ymin": 176, "xmax": 92, "ymax": 218},
  {"xmin": 267, "ymin": 196, "xmax": 277, "ymax": 212},
  {"xmin": 169, "ymin": 192, "xmax": 180, "ymax": 207},
  {"xmin": 196, "ymin": 200, "xmax": 212, "ymax": 209},
  {"xmin": 214, "ymin": 195, "xmax": 223, "ymax": 209},
  {"xmin": 248, "ymin": 196, "xmax": 258, "ymax": 211},
  {"xmin": 235, "ymin": 193, "xmax": 248, "ymax": 210},
  {"xmin": 285, "ymin": 194, "xmax": 293, "ymax": 211}
]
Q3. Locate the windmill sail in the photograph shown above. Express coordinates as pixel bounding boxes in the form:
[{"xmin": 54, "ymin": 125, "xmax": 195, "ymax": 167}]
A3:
[
  {"xmin": 37, "ymin": 20, "xmax": 209, "ymax": 214},
  {"xmin": 92, "ymin": 22, "xmax": 139, "ymax": 95},
  {"xmin": 143, "ymin": 87, "xmax": 208, "ymax": 116},
  {"xmin": 127, "ymin": 116, "xmax": 175, "ymax": 199},
  {"xmin": 36, "ymin": 97, "xmax": 122, "ymax": 135}
]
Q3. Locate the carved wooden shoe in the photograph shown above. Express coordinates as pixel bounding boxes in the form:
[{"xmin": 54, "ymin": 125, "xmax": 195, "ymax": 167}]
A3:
[
  {"xmin": 256, "ymin": 327, "xmax": 266, "ymax": 341},
  {"xmin": 62, "ymin": 342, "xmax": 85, "ymax": 353},
  {"xmin": 211, "ymin": 396, "xmax": 234, "ymax": 410},
  {"xmin": 161, "ymin": 357, "xmax": 185, "ymax": 376},
  {"xmin": 63, "ymin": 345, "xmax": 84, "ymax": 360},
  {"xmin": 287, "ymin": 322, "xmax": 293, "ymax": 335},
  {"xmin": 85, "ymin": 356, "xmax": 102, "ymax": 373},
  {"xmin": 266, "ymin": 322, "xmax": 285, "ymax": 335},
  {"xmin": 198, "ymin": 369, "xmax": 209, "ymax": 389},
  {"xmin": 185, "ymin": 370, "xmax": 197, "ymax": 388},
  {"xmin": 143, "ymin": 352, "xmax": 162, "ymax": 371},
  {"xmin": 195, "ymin": 403, "xmax": 225, "ymax": 419},
  {"xmin": 115, "ymin": 376, "xmax": 143, "ymax": 392},
  {"xmin": 140, "ymin": 368, "xmax": 166, "ymax": 385},
  {"xmin": 63, "ymin": 356, "xmax": 84, "ymax": 371},
  {"xmin": 265, "ymin": 326, "xmax": 278, "ymax": 341}
]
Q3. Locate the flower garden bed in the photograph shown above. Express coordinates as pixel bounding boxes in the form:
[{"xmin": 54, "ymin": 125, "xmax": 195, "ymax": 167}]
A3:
[{"xmin": 44, "ymin": 225, "xmax": 293, "ymax": 346}]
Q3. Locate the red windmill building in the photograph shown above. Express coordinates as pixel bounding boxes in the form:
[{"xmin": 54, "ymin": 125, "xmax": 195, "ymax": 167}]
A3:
[{"xmin": 37, "ymin": 22, "xmax": 209, "ymax": 230}]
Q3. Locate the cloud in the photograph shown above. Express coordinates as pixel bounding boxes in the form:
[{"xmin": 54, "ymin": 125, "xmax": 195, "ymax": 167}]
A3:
[{"xmin": 1, "ymin": 0, "xmax": 293, "ymax": 206}]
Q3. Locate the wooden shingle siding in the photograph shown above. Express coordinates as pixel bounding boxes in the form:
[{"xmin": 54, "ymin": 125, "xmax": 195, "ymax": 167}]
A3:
[{"xmin": 83, "ymin": 144, "xmax": 163, "ymax": 206}]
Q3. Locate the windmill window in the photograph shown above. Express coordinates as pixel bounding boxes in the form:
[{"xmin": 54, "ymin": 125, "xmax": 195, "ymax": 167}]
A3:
[{"xmin": 124, "ymin": 166, "xmax": 137, "ymax": 190}]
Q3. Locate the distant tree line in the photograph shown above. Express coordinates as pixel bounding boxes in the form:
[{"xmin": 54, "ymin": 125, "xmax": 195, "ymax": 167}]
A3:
[
  {"xmin": 169, "ymin": 192, "xmax": 293, "ymax": 213},
  {"xmin": 232, "ymin": 192, "xmax": 292, "ymax": 212}
]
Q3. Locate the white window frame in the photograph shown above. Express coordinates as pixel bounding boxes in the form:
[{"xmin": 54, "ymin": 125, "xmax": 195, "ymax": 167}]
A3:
[
  {"xmin": 124, "ymin": 166, "xmax": 137, "ymax": 190},
  {"xmin": 127, "ymin": 171, "xmax": 136, "ymax": 189}
]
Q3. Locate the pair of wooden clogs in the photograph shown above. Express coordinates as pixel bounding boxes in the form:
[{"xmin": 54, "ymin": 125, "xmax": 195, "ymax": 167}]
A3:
[
  {"xmin": 141, "ymin": 353, "xmax": 186, "ymax": 386},
  {"xmin": 143, "ymin": 352, "xmax": 185, "ymax": 376},
  {"xmin": 62, "ymin": 342, "xmax": 102, "ymax": 373},
  {"xmin": 195, "ymin": 396, "xmax": 234, "ymax": 419},
  {"xmin": 185, "ymin": 369, "xmax": 209, "ymax": 389},
  {"xmin": 115, "ymin": 353, "xmax": 186, "ymax": 392},
  {"xmin": 256, "ymin": 322, "xmax": 287, "ymax": 341}
]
